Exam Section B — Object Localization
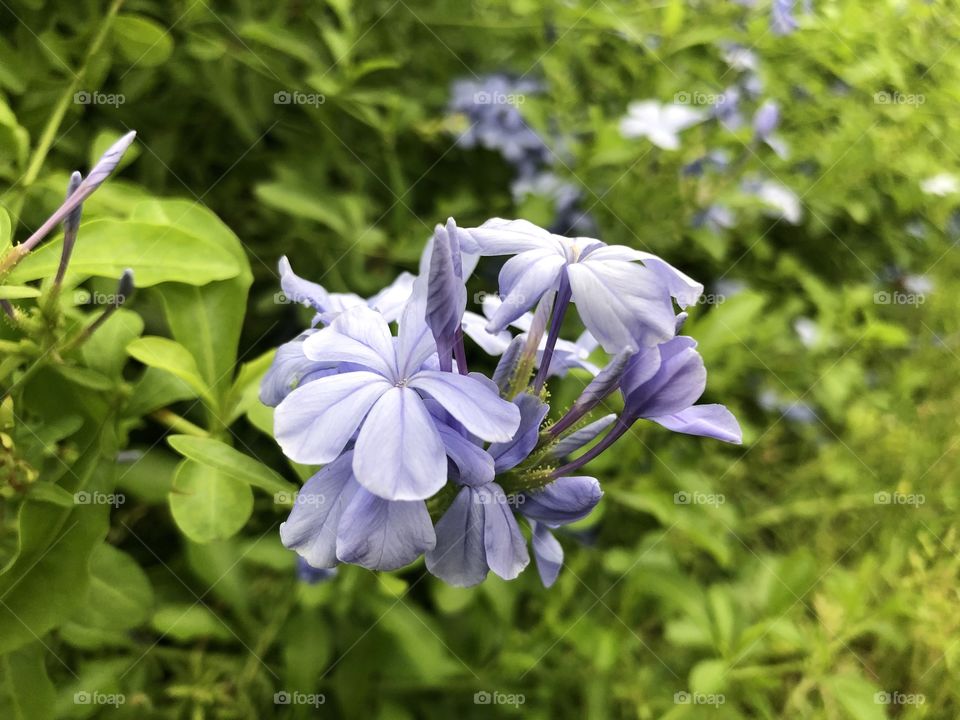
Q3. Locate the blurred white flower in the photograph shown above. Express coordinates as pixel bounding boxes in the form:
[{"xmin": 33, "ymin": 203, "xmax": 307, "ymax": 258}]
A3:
[
  {"xmin": 921, "ymin": 173, "xmax": 959, "ymax": 196},
  {"xmin": 747, "ymin": 179, "xmax": 802, "ymax": 224},
  {"xmin": 619, "ymin": 100, "xmax": 706, "ymax": 150}
]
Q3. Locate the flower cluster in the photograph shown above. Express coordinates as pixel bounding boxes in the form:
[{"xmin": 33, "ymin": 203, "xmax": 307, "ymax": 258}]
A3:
[
  {"xmin": 448, "ymin": 74, "xmax": 594, "ymax": 235},
  {"xmin": 263, "ymin": 218, "xmax": 741, "ymax": 587}
]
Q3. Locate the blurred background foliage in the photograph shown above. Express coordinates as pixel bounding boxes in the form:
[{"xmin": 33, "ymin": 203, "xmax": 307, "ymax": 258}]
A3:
[{"xmin": 1, "ymin": 0, "xmax": 959, "ymax": 718}]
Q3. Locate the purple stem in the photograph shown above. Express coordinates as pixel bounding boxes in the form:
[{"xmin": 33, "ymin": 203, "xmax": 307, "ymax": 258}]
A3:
[
  {"xmin": 54, "ymin": 171, "xmax": 84, "ymax": 288},
  {"xmin": 551, "ymin": 415, "xmax": 632, "ymax": 478},
  {"xmin": 532, "ymin": 271, "xmax": 571, "ymax": 392}
]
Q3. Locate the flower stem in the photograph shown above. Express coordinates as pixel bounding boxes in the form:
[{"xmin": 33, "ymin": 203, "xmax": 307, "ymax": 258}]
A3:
[
  {"xmin": 532, "ymin": 272, "xmax": 571, "ymax": 393},
  {"xmin": 551, "ymin": 415, "xmax": 631, "ymax": 478}
]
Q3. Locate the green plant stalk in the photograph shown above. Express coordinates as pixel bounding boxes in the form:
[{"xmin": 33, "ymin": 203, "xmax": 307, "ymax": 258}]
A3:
[{"xmin": 7, "ymin": 0, "xmax": 125, "ymax": 225}]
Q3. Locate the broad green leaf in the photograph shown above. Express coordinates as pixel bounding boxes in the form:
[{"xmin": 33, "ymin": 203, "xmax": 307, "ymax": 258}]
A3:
[
  {"xmin": 126, "ymin": 337, "xmax": 214, "ymax": 405},
  {"xmin": 112, "ymin": 15, "xmax": 174, "ymax": 67},
  {"xmin": 51, "ymin": 364, "xmax": 113, "ymax": 391},
  {"xmin": 123, "ymin": 366, "xmax": 197, "ymax": 419},
  {"xmin": 115, "ymin": 447, "xmax": 178, "ymax": 504},
  {"xmin": 168, "ymin": 460, "xmax": 253, "ymax": 543},
  {"xmin": 81, "ymin": 308, "xmax": 144, "ymax": 378},
  {"xmin": 61, "ymin": 544, "xmax": 152, "ymax": 649},
  {"xmin": 689, "ymin": 658, "xmax": 727, "ymax": 695},
  {"xmin": 167, "ymin": 434, "xmax": 297, "ymax": 496},
  {"xmin": 824, "ymin": 675, "xmax": 886, "ymax": 720},
  {"xmin": 0, "ymin": 644, "xmax": 56, "ymax": 720},
  {"xmin": 24, "ymin": 483, "xmax": 75, "ymax": 508},
  {"xmin": 7, "ymin": 220, "xmax": 241, "ymax": 286},
  {"xmin": 225, "ymin": 349, "xmax": 274, "ymax": 424},
  {"xmin": 151, "ymin": 604, "xmax": 232, "ymax": 642},
  {"xmin": 139, "ymin": 200, "xmax": 252, "ymax": 399}
]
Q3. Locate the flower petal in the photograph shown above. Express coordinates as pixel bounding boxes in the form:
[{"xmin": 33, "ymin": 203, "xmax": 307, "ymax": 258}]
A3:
[
  {"xmin": 409, "ymin": 370, "xmax": 520, "ymax": 442},
  {"xmin": 274, "ymin": 371, "xmax": 391, "ymax": 464},
  {"xmin": 521, "ymin": 476, "xmax": 602, "ymax": 527},
  {"xmin": 303, "ymin": 305, "xmax": 397, "ymax": 378},
  {"xmin": 435, "ymin": 423, "xmax": 495, "ymax": 487},
  {"xmin": 486, "ymin": 252, "xmax": 565, "ymax": 332},
  {"xmin": 651, "ymin": 404, "xmax": 742, "ymax": 444},
  {"xmin": 425, "ymin": 487, "xmax": 488, "ymax": 587},
  {"xmin": 567, "ymin": 260, "xmax": 676, "ymax": 352},
  {"xmin": 465, "ymin": 217, "xmax": 560, "ymax": 255},
  {"xmin": 480, "ymin": 483, "xmax": 529, "ymax": 580},
  {"xmin": 279, "ymin": 256, "xmax": 331, "ymax": 312},
  {"xmin": 353, "ymin": 387, "xmax": 448, "ymax": 501},
  {"xmin": 335, "ymin": 488, "xmax": 435, "ymax": 570},
  {"xmin": 488, "ymin": 393, "xmax": 549, "ymax": 473},
  {"xmin": 279, "ymin": 452, "xmax": 360, "ymax": 568},
  {"xmin": 396, "ymin": 276, "xmax": 438, "ymax": 377},
  {"xmin": 259, "ymin": 333, "xmax": 332, "ymax": 407},
  {"xmin": 461, "ymin": 311, "xmax": 513, "ymax": 355},
  {"xmin": 367, "ymin": 271, "xmax": 416, "ymax": 322},
  {"xmin": 530, "ymin": 521, "xmax": 563, "ymax": 588},
  {"xmin": 622, "ymin": 337, "xmax": 705, "ymax": 419}
]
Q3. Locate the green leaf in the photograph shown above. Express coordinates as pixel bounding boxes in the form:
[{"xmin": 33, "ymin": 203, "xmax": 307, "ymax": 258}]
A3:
[
  {"xmin": 167, "ymin": 434, "xmax": 297, "ymax": 496},
  {"xmin": 61, "ymin": 544, "xmax": 153, "ymax": 649},
  {"xmin": 151, "ymin": 604, "xmax": 232, "ymax": 642},
  {"xmin": 141, "ymin": 200, "xmax": 252, "ymax": 399},
  {"xmin": 126, "ymin": 337, "xmax": 214, "ymax": 406},
  {"xmin": 7, "ymin": 219, "xmax": 242, "ymax": 286},
  {"xmin": 123, "ymin": 367, "xmax": 197, "ymax": 418},
  {"xmin": 0, "ymin": 437, "xmax": 113, "ymax": 653},
  {"xmin": 24, "ymin": 483, "xmax": 75, "ymax": 508},
  {"xmin": 824, "ymin": 675, "xmax": 886, "ymax": 720},
  {"xmin": 50, "ymin": 364, "xmax": 114, "ymax": 391},
  {"xmin": 81, "ymin": 308, "xmax": 144, "ymax": 378},
  {"xmin": 0, "ymin": 644, "xmax": 56, "ymax": 720},
  {"xmin": 0, "ymin": 286, "xmax": 40, "ymax": 300},
  {"xmin": 688, "ymin": 658, "xmax": 727, "ymax": 695},
  {"xmin": 0, "ymin": 206, "xmax": 11, "ymax": 255},
  {"xmin": 168, "ymin": 460, "xmax": 253, "ymax": 543},
  {"xmin": 112, "ymin": 14, "xmax": 174, "ymax": 67}
]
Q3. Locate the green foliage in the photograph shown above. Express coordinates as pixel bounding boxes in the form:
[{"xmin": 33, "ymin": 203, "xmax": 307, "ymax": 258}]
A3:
[{"xmin": 0, "ymin": 0, "xmax": 957, "ymax": 718}]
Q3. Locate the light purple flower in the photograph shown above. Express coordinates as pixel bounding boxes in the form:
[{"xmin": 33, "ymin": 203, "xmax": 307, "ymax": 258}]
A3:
[
  {"xmin": 463, "ymin": 218, "xmax": 703, "ymax": 353},
  {"xmin": 274, "ymin": 303, "xmax": 520, "ymax": 501},
  {"xmin": 621, "ymin": 336, "xmax": 742, "ymax": 443},
  {"xmin": 280, "ymin": 451, "xmax": 436, "ymax": 571}
]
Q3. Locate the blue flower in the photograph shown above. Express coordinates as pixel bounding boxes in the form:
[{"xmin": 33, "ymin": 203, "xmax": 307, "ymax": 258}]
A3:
[
  {"xmin": 463, "ymin": 218, "xmax": 703, "ymax": 353},
  {"xmin": 273, "ymin": 301, "xmax": 520, "ymax": 501}
]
